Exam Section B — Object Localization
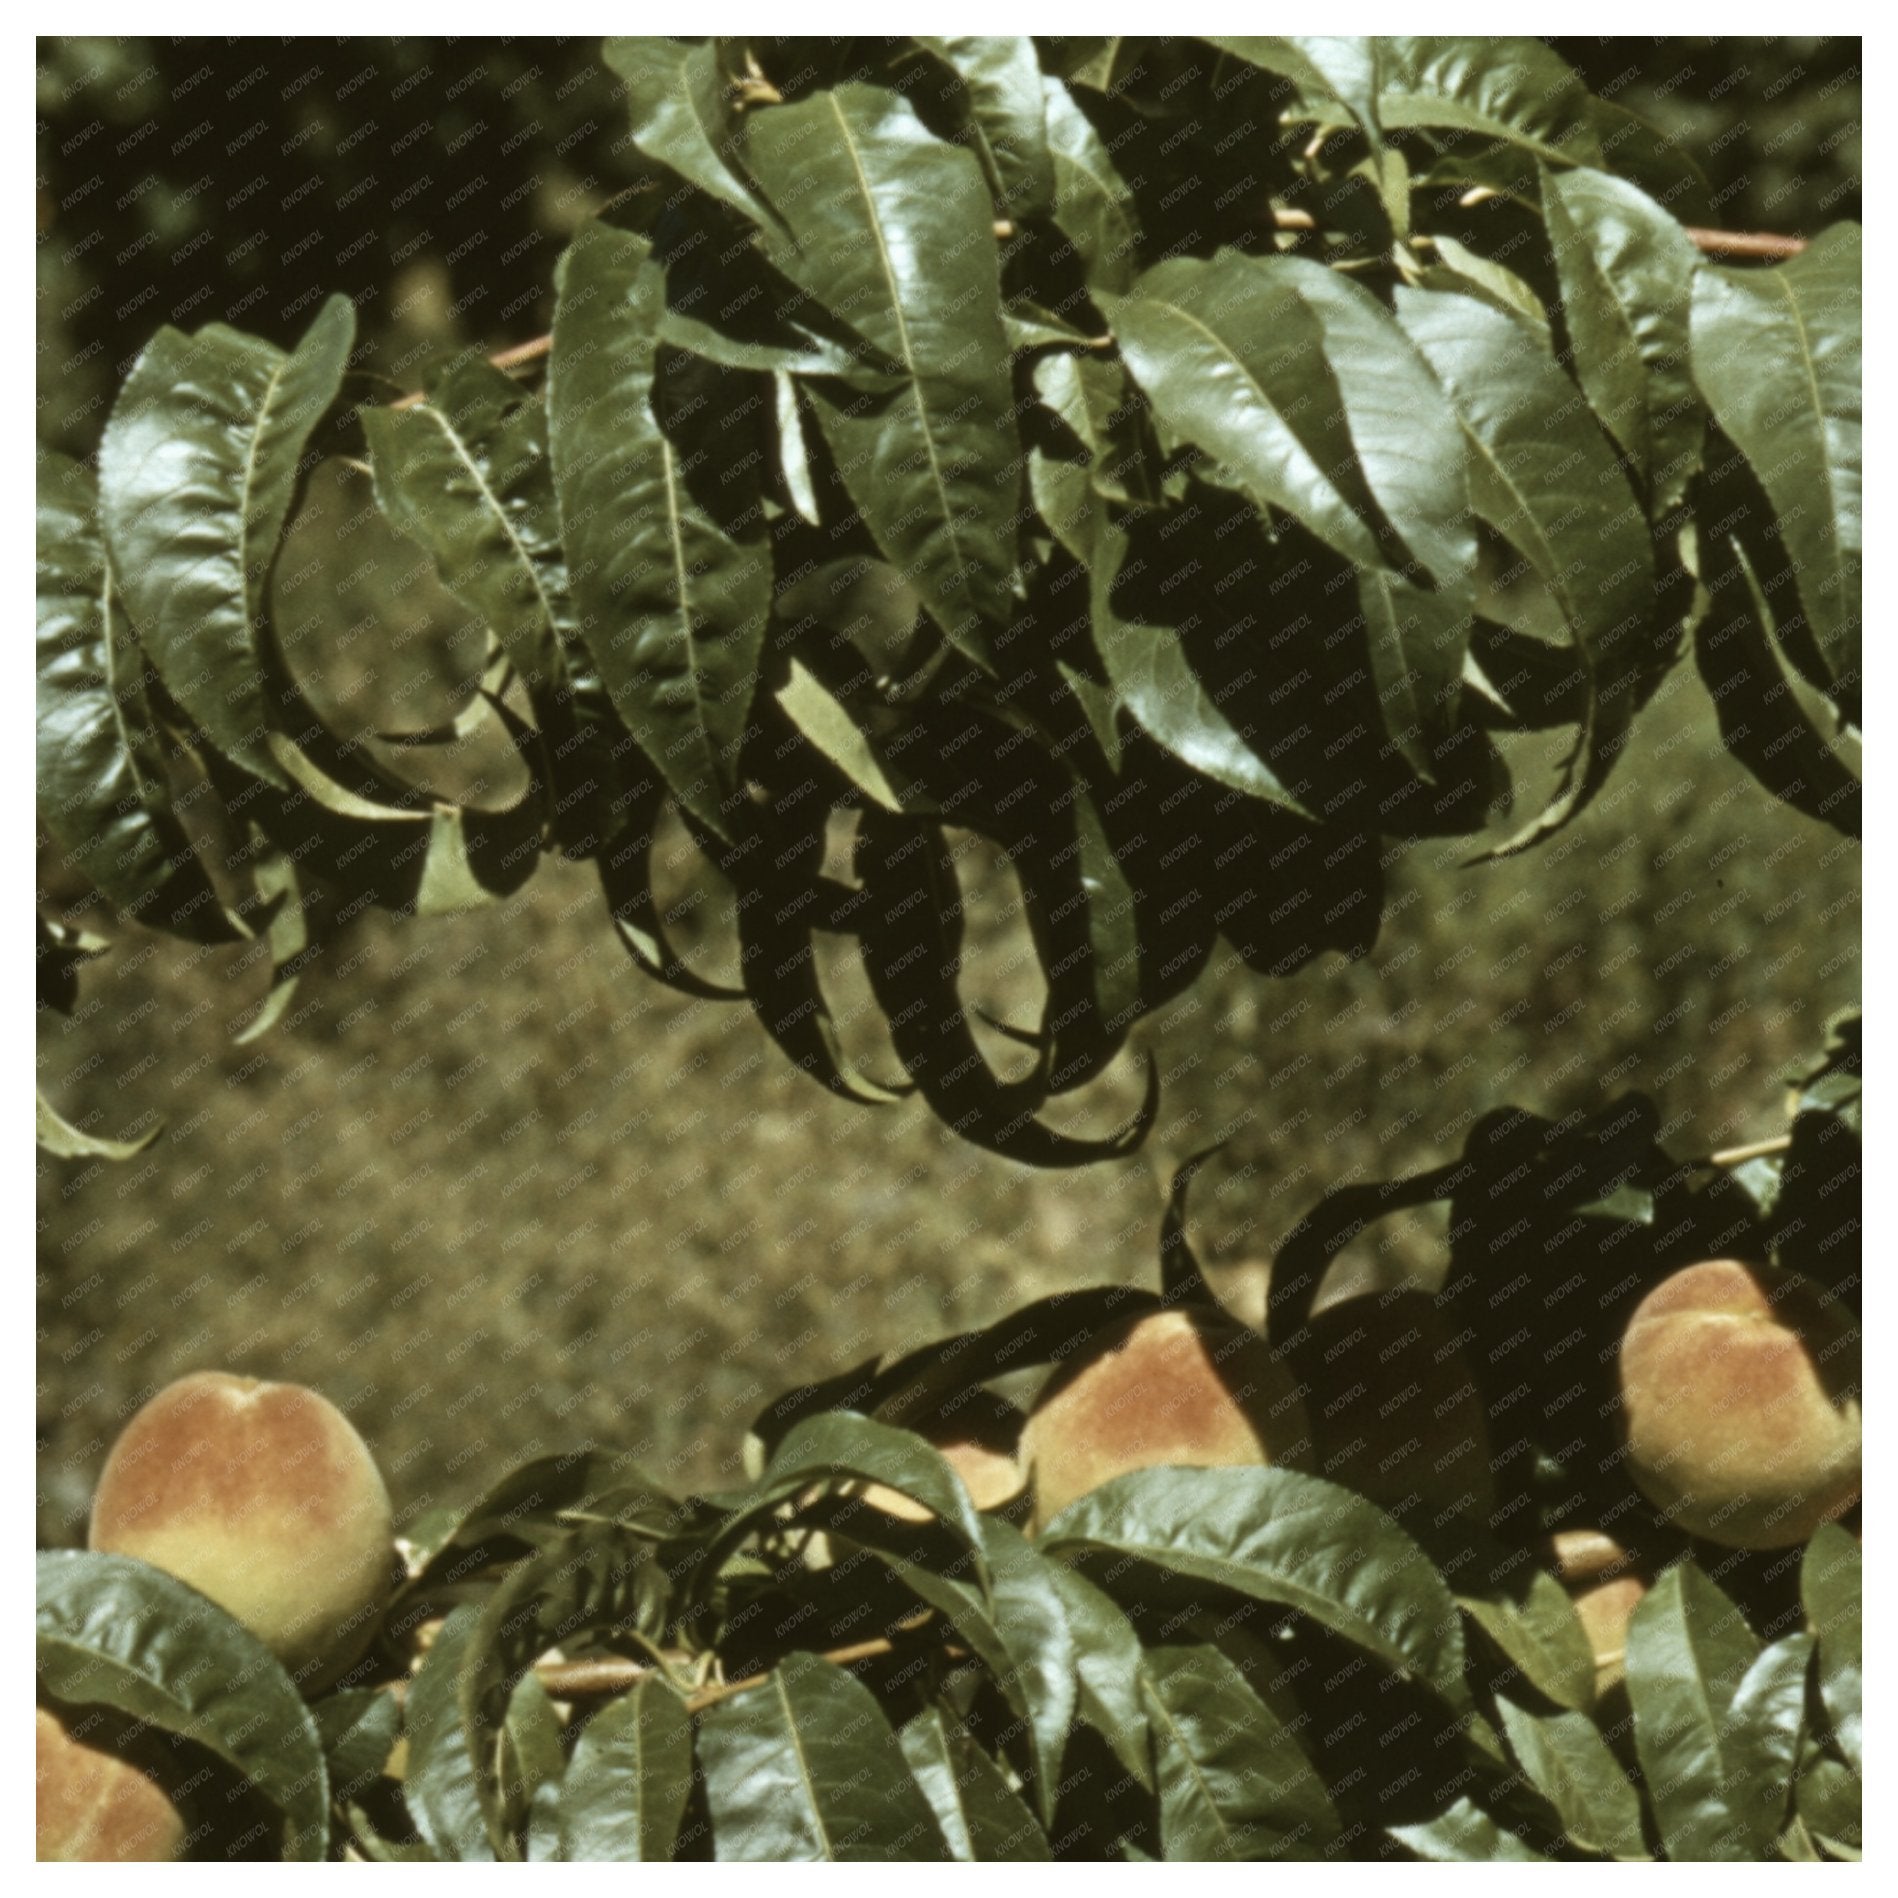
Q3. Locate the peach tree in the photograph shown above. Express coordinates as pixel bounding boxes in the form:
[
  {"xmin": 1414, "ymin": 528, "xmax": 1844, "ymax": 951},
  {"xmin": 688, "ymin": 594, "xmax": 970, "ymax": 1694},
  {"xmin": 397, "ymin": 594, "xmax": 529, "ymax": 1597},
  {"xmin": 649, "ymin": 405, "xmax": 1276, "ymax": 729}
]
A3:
[{"xmin": 37, "ymin": 35, "xmax": 1858, "ymax": 1861}]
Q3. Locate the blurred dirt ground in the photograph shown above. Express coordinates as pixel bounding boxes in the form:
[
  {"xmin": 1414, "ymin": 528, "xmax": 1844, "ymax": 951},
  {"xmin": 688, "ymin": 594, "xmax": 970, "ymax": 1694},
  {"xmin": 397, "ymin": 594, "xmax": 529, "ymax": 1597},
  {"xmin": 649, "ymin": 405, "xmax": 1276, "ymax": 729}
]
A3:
[{"xmin": 37, "ymin": 648, "xmax": 1859, "ymax": 1546}]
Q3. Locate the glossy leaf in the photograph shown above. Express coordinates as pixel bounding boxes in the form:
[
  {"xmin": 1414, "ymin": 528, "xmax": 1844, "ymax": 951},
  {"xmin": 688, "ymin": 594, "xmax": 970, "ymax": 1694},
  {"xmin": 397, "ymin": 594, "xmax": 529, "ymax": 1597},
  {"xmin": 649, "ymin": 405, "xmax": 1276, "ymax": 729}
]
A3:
[
  {"xmin": 743, "ymin": 85, "xmax": 1020, "ymax": 663},
  {"xmin": 1496, "ymin": 1695, "xmax": 1648, "ymax": 1859},
  {"xmin": 914, "ymin": 37, "xmax": 1055, "ymax": 219},
  {"xmin": 1389, "ymin": 1795, "xmax": 1551, "ymax": 1862},
  {"xmin": 604, "ymin": 38, "xmax": 772, "ymax": 227},
  {"xmin": 1041, "ymin": 77, "xmax": 1139, "ymax": 295},
  {"xmin": 1801, "ymin": 1525, "xmax": 1861, "ymax": 1772},
  {"xmin": 35, "ymin": 451, "xmax": 231, "ymax": 936},
  {"xmin": 1625, "ymin": 1563, "xmax": 1768, "ymax": 1861},
  {"xmin": 1045, "ymin": 1561, "xmax": 1152, "ymax": 1789},
  {"xmin": 1109, "ymin": 252, "xmax": 1474, "ymax": 772},
  {"xmin": 1041, "ymin": 1466, "xmax": 1469, "ymax": 1711},
  {"xmin": 1141, "ymin": 1643, "xmax": 1337, "ymax": 1860},
  {"xmin": 361, "ymin": 359, "xmax": 571, "ymax": 733},
  {"xmin": 1690, "ymin": 226, "xmax": 1861, "ymax": 687},
  {"xmin": 404, "ymin": 1604, "xmax": 497, "ymax": 1862},
  {"xmin": 548, "ymin": 220, "xmax": 770, "ymax": 835},
  {"xmin": 697, "ymin": 1651, "xmax": 949, "ymax": 1860},
  {"xmin": 1543, "ymin": 167, "xmax": 1702, "ymax": 511},
  {"xmin": 36, "ymin": 1550, "xmax": 328, "ymax": 1862},
  {"xmin": 898, "ymin": 1706, "xmax": 1050, "ymax": 1861},
  {"xmin": 316, "ymin": 1687, "xmax": 401, "ymax": 1809},
  {"xmin": 1396, "ymin": 285, "xmax": 1655, "ymax": 853},
  {"xmin": 98, "ymin": 295, "xmax": 354, "ymax": 787},
  {"xmin": 1212, "ymin": 35, "xmax": 1600, "ymax": 170},
  {"xmin": 558, "ymin": 1677, "xmax": 693, "ymax": 1863}
]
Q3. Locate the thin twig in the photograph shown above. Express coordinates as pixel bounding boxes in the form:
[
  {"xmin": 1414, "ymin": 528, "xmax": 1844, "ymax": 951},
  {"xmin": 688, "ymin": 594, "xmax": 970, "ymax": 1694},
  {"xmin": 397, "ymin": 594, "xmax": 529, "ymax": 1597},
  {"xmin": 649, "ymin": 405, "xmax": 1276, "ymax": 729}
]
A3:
[{"xmin": 1706, "ymin": 1134, "xmax": 1795, "ymax": 1168}]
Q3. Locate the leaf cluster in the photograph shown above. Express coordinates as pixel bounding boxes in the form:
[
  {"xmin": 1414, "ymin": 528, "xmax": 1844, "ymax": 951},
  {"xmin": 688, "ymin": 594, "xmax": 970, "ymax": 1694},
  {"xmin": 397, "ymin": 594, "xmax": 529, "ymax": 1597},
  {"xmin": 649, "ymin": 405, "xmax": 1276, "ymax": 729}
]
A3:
[{"xmin": 36, "ymin": 34, "xmax": 1860, "ymax": 1163}]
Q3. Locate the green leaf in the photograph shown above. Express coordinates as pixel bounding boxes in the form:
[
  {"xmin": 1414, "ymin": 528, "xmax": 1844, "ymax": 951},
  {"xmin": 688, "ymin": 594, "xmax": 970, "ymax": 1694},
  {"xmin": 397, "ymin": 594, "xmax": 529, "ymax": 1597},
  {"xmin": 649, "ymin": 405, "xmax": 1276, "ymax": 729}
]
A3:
[
  {"xmin": 1389, "ymin": 1795, "xmax": 1552, "ymax": 1862},
  {"xmin": 1212, "ymin": 36, "xmax": 1601, "ymax": 173},
  {"xmin": 1088, "ymin": 512, "xmax": 1317, "ymax": 819},
  {"xmin": 728, "ymin": 1411, "xmax": 991, "ymax": 1594},
  {"xmin": 1044, "ymin": 1561, "xmax": 1153, "ymax": 1789},
  {"xmin": 1543, "ymin": 167, "xmax": 1702, "ymax": 512},
  {"xmin": 1041, "ymin": 76, "xmax": 1139, "ymax": 295},
  {"xmin": 1141, "ymin": 1643, "xmax": 1337, "ymax": 1860},
  {"xmin": 1795, "ymin": 1751, "xmax": 1861, "ymax": 1858},
  {"xmin": 1456, "ymin": 1563, "xmax": 1596, "ymax": 1715},
  {"xmin": 1041, "ymin": 1466, "xmax": 1469, "ymax": 1712},
  {"xmin": 98, "ymin": 296, "xmax": 354, "ymax": 787},
  {"xmin": 773, "ymin": 661, "xmax": 922, "ymax": 814},
  {"xmin": 1413, "ymin": 234, "xmax": 1549, "ymax": 327},
  {"xmin": 697, "ymin": 1651, "xmax": 949, "ymax": 1860},
  {"xmin": 1725, "ymin": 1632, "xmax": 1813, "ymax": 1846},
  {"xmin": 404, "ymin": 1604, "xmax": 496, "ymax": 1862},
  {"xmin": 315, "ymin": 1687, "xmax": 401, "ymax": 1808},
  {"xmin": 558, "ymin": 1678, "xmax": 694, "ymax": 1862},
  {"xmin": 914, "ymin": 37, "xmax": 1055, "ymax": 219},
  {"xmin": 1625, "ymin": 1563, "xmax": 1770, "ymax": 1861},
  {"xmin": 742, "ymin": 85, "xmax": 1020, "ymax": 664},
  {"xmin": 603, "ymin": 38, "xmax": 774, "ymax": 227},
  {"xmin": 36, "ymin": 1550, "xmax": 329, "ymax": 1862},
  {"xmin": 1801, "ymin": 1525, "xmax": 1861, "ymax": 1772},
  {"xmin": 897, "ymin": 1706, "xmax": 1051, "ymax": 1861},
  {"xmin": 1496, "ymin": 1695, "xmax": 1648, "ymax": 1859},
  {"xmin": 1107, "ymin": 252, "xmax": 1474, "ymax": 773},
  {"xmin": 548, "ymin": 221, "xmax": 770, "ymax": 836},
  {"xmin": 499, "ymin": 1670, "xmax": 566, "ymax": 1837},
  {"xmin": 35, "ymin": 451, "xmax": 231, "ymax": 937},
  {"xmin": 361, "ymin": 360, "xmax": 571, "ymax": 733},
  {"xmin": 1690, "ymin": 226, "xmax": 1860, "ymax": 690},
  {"xmin": 1396, "ymin": 286, "xmax": 1656, "ymax": 853}
]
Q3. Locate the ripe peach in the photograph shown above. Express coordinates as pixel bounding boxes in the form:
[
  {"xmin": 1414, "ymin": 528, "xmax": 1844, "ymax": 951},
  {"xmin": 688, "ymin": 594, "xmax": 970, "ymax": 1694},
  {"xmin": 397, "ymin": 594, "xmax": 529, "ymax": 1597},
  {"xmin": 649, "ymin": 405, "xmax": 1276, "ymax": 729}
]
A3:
[
  {"xmin": 1018, "ymin": 1308, "xmax": 1313, "ymax": 1532},
  {"xmin": 1618, "ymin": 1259, "xmax": 1860, "ymax": 1550},
  {"xmin": 89, "ymin": 1371, "xmax": 396, "ymax": 1687},
  {"xmin": 1543, "ymin": 1529, "xmax": 1650, "ymax": 1696},
  {"xmin": 36, "ymin": 1705, "xmax": 186, "ymax": 1862},
  {"xmin": 1297, "ymin": 1291, "xmax": 1495, "ymax": 1524}
]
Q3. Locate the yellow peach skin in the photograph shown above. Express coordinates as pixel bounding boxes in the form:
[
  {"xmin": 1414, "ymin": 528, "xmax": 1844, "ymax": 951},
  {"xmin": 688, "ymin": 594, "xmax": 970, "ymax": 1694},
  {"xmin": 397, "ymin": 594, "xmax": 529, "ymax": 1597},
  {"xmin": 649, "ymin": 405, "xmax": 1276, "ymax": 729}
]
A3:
[
  {"xmin": 90, "ymin": 1371, "xmax": 396, "ymax": 1687},
  {"xmin": 36, "ymin": 1705, "xmax": 186, "ymax": 1862},
  {"xmin": 1618, "ymin": 1259, "xmax": 1860, "ymax": 1550},
  {"xmin": 1018, "ymin": 1308, "xmax": 1313, "ymax": 1532}
]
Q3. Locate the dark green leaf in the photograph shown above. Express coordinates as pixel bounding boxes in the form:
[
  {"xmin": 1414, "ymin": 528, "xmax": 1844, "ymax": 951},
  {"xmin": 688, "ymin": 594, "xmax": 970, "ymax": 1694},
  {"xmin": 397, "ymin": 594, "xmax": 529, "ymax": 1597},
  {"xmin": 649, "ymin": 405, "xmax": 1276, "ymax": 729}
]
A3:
[
  {"xmin": 1389, "ymin": 1795, "xmax": 1552, "ymax": 1862},
  {"xmin": 1795, "ymin": 1751, "xmax": 1861, "ymax": 1858},
  {"xmin": 1543, "ymin": 167, "xmax": 1702, "ymax": 512},
  {"xmin": 1396, "ymin": 286, "xmax": 1656, "ymax": 853},
  {"xmin": 1141, "ymin": 1643, "xmax": 1337, "ymax": 1860},
  {"xmin": 35, "ymin": 451, "xmax": 231, "ymax": 936},
  {"xmin": 98, "ymin": 296, "xmax": 354, "ymax": 787},
  {"xmin": 404, "ymin": 1605, "xmax": 496, "ymax": 1863},
  {"xmin": 1496, "ymin": 1695, "xmax": 1648, "ymax": 1859},
  {"xmin": 1690, "ymin": 227, "xmax": 1860, "ymax": 691},
  {"xmin": 315, "ymin": 1687, "xmax": 401, "ymax": 1807},
  {"xmin": 36, "ymin": 1550, "xmax": 328, "ymax": 1862},
  {"xmin": 604, "ymin": 38, "xmax": 774, "ymax": 227},
  {"xmin": 743, "ymin": 85, "xmax": 1020, "ymax": 664},
  {"xmin": 558, "ymin": 1677, "xmax": 694, "ymax": 1863},
  {"xmin": 914, "ymin": 37, "xmax": 1055, "ymax": 219},
  {"xmin": 1801, "ymin": 1525, "xmax": 1861, "ymax": 1771},
  {"xmin": 1041, "ymin": 1466, "xmax": 1470, "ymax": 1712},
  {"xmin": 898, "ymin": 1706, "xmax": 1050, "ymax": 1861},
  {"xmin": 548, "ymin": 221, "xmax": 770, "ymax": 835},
  {"xmin": 1041, "ymin": 77, "xmax": 1138, "ymax": 294},
  {"xmin": 1625, "ymin": 1563, "xmax": 1768, "ymax": 1861},
  {"xmin": 1108, "ymin": 252, "xmax": 1474, "ymax": 774},
  {"xmin": 697, "ymin": 1651, "xmax": 949, "ymax": 1860},
  {"xmin": 1044, "ymin": 1561, "xmax": 1152, "ymax": 1788}
]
